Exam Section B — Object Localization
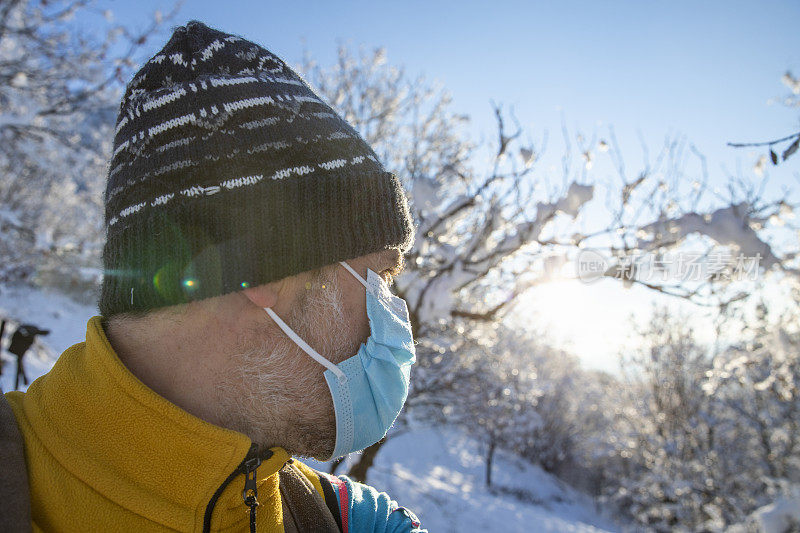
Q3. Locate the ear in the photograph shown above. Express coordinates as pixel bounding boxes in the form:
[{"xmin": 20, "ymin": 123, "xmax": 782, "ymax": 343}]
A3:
[{"xmin": 241, "ymin": 283, "xmax": 279, "ymax": 309}]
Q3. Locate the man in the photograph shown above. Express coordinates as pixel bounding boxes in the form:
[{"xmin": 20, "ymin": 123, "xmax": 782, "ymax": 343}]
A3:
[{"xmin": 3, "ymin": 19, "xmax": 425, "ymax": 532}]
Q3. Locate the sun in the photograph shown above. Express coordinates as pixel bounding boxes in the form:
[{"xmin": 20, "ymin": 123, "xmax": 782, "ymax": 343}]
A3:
[{"xmin": 507, "ymin": 278, "xmax": 645, "ymax": 373}]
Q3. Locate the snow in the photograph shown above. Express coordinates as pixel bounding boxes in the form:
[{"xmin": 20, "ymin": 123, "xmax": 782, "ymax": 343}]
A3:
[
  {"xmin": 636, "ymin": 203, "xmax": 780, "ymax": 269},
  {"xmin": 0, "ymin": 207, "xmax": 22, "ymax": 227},
  {"xmin": 554, "ymin": 183, "xmax": 594, "ymax": 218},
  {"xmin": 0, "ymin": 283, "xmax": 99, "ymax": 392},
  {"xmin": 411, "ymin": 175, "xmax": 443, "ymax": 216},
  {"xmin": 728, "ymin": 491, "xmax": 800, "ymax": 533},
  {"xmin": 411, "ymin": 180, "xmax": 596, "ymax": 324},
  {"xmin": 414, "ymin": 260, "xmax": 475, "ymax": 325},
  {"xmin": 303, "ymin": 427, "xmax": 621, "ymax": 533},
  {"xmin": 749, "ymin": 493, "xmax": 800, "ymax": 533}
]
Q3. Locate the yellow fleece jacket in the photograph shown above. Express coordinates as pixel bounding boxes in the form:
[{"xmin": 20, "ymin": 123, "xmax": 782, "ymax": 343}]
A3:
[{"xmin": 4, "ymin": 315, "xmax": 332, "ymax": 532}]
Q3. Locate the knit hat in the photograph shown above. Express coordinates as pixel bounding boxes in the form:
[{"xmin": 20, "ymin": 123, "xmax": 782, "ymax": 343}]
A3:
[{"xmin": 99, "ymin": 19, "xmax": 415, "ymax": 317}]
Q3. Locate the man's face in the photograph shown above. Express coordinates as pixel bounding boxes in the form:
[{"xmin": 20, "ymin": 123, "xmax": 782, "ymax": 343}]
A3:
[{"xmin": 214, "ymin": 249, "xmax": 404, "ymax": 459}]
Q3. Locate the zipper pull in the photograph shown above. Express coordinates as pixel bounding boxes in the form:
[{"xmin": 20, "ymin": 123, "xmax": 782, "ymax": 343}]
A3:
[{"xmin": 242, "ymin": 456, "xmax": 261, "ymax": 533}]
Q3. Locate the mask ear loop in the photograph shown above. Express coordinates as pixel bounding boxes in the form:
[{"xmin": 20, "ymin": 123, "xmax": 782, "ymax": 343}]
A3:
[
  {"xmin": 340, "ymin": 260, "xmax": 396, "ymax": 305},
  {"xmin": 263, "ymin": 307, "xmax": 347, "ymax": 382},
  {"xmin": 339, "ymin": 261, "xmax": 369, "ymax": 289}
]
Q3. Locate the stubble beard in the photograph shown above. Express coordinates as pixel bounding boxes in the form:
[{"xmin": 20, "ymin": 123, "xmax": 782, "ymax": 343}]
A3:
[{"xmin": 214, "ymin": 267, "xmax": 357, "ymax": 460}]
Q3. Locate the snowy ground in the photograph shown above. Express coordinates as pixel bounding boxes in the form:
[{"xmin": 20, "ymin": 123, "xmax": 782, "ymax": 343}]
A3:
[
  {"xmin": 1, "ymin": 284, "xmax": 622, "ymax": 532},
  {"xmin": 304, "ymin": 427, "xmax": 621, "ymax": 533},
  {"xmin": 0, "ymin": 283, "xmax": 99, "ymax": 392}
]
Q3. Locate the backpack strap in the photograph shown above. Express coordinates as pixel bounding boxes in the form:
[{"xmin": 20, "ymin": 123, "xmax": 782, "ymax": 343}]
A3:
[
  {"xmin": 316, "ymin": 471, "xmax": 349, "ymax": 533},
  {"xmin": 0, "ymin": 392, "xmax": 31, "ymax": 533},
  {"xmin": 316, "ymin": 471, "xmax": 347, "ymax": 533},
  {"xmin": 278, "ymin": 460, "xmax": 340, "ymax": 533}
]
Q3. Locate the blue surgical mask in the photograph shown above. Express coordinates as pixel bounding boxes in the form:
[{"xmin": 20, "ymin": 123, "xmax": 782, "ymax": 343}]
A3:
[{"xmin": 263, "ymin": 260, "xmax": 416, "ymax": 460}]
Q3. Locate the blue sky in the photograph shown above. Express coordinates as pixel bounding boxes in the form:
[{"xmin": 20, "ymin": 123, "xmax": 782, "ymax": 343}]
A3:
[
  {"xmin": 95, "ymin": 0, "xmax": 800, "ymax": 179},
  {"xmin": 84, "ymin": 0, "xmax": 800, "ymax": 371}
]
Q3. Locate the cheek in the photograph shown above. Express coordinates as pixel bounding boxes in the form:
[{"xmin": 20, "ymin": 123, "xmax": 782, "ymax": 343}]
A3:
[
  {"xmin": 356, "ymin": 298, "xmax": 369, "ymax": 340},
  {"xmin": 336, "ymin": 274, "xmax": 369, "ymax": 345},
  {"xmin": 352, "ymin": 294, "xmax": 370, "ymax": 344},
  {"xmin": 337, "ymin": 299, "xmax": 368, "ymax": 354}
]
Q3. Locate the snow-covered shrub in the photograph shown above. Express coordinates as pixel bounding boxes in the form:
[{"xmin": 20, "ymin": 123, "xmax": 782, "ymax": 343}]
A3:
[{"xmin": 603, "ymin": 301, "xmax": 800, "ymax": 532}]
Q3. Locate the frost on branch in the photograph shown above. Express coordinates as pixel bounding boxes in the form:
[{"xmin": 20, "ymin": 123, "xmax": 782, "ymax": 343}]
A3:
[
  {"xmin": 0, "ymin": 0, "xmax": 181, "ymax": 300},
  {"xmin": 636, "ymin": 203, "xmax": 780, "ymax": 270}
]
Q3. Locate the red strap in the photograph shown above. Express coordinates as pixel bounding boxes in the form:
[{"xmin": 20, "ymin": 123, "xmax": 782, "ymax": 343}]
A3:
[{"xmin": 321, "ymin": 473, "xmax": 349, "ymax": 533}]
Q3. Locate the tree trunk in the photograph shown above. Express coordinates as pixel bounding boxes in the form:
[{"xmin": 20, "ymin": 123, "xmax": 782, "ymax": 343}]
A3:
[
  {"xmin": 347, "ymin": 436, "xmax": 387, "ymax": 482},
  {"xmin": 329, "ymin": 455, "xmax": 345, "ymax": 475},
  {"xmin": 485, "ymin": 439, "xmax": 496, "ymax": 488}
]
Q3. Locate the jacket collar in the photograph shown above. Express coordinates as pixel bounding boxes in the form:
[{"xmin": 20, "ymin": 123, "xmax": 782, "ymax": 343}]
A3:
[{"xmin": 24, "ymin": 315, "xmax": 290, "ymax": 530}]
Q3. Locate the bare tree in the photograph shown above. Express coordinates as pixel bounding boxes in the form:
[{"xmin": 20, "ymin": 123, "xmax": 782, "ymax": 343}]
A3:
[
  {"xmin": 728, "ymin": 70, "xmax": 800, "ymax": 168},
  {"xmin": 296, "ymin": 43, "xmax": 799, "ymax": 480}
]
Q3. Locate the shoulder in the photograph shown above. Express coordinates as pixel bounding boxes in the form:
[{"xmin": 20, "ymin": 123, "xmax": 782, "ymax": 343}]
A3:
[{"xmin": 291, "ymin": 460, "xmax": 425, "ymax": 533}]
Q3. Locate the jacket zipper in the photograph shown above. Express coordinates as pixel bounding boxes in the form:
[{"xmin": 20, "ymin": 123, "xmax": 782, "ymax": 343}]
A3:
[{"xmin": 202, "ymin": 443, "xmax": 273, "ymax": 533}]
